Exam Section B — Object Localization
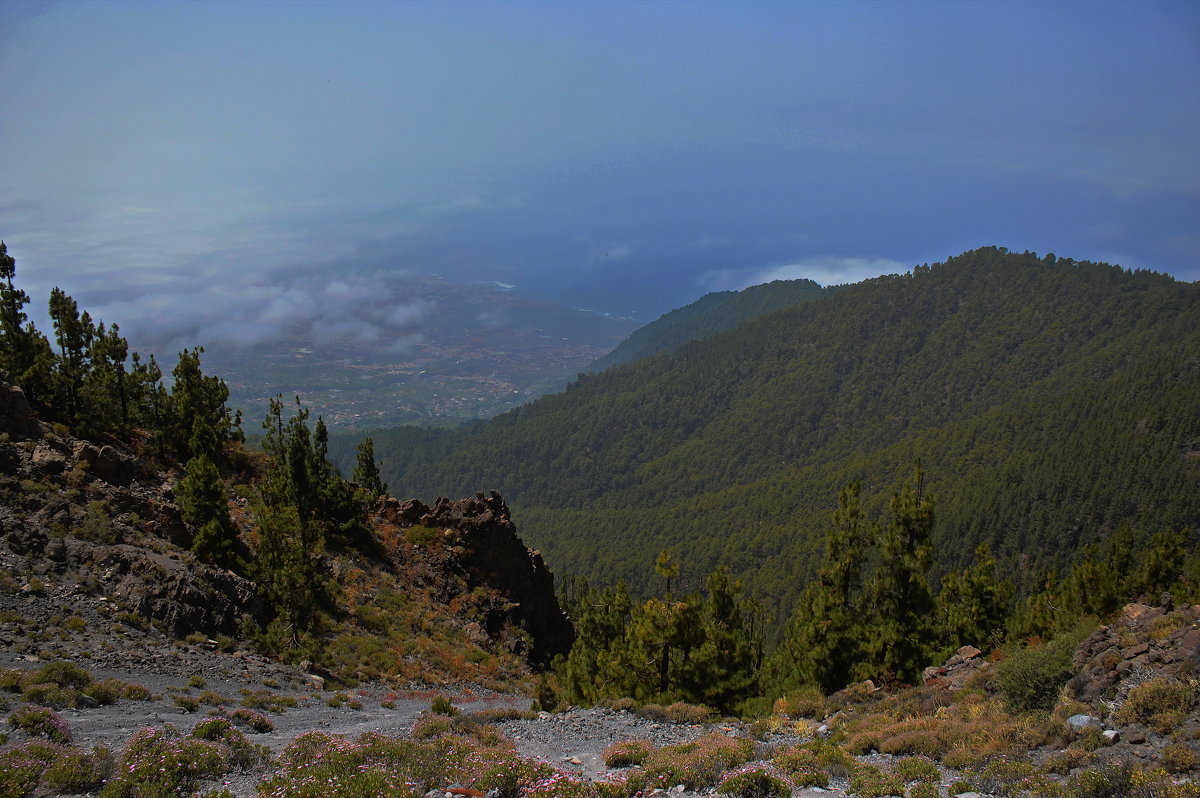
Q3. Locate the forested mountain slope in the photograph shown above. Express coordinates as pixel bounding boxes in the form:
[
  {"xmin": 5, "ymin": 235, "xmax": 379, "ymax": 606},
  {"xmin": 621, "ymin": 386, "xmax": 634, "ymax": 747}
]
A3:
[
  {"xmin": 588, "ymin": 278, "xmax": 830, "ymax": 371},
  {"xmin": 343, "ymin": 248, "xmax": 1200, "ymax": 620}
]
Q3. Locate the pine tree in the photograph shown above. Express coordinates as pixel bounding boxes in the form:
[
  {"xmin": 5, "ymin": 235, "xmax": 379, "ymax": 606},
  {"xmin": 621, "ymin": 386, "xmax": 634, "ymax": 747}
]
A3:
[
  {"xmin": 353, "ymin": 437, "xmax": 388, "ymax": 498},
  {"xmin": 176, "ymin": 452, "xmax": 240, "ymax": 570},
  {"xmin": 870, "ymin": 464, "xmax": 936, "ymax": 684},
  {"xmin": 936, "ymin": 543, "xmax": 1012, "ymax": 653},
  {"xmin": 768, "ymin": 482, "xmax": 876, "ymax": 694}
]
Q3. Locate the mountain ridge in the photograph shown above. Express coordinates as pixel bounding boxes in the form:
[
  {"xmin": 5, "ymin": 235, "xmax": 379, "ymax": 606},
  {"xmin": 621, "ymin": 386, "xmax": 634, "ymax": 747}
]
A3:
[{"xmin": 341, "ymin": 248, "xmax": 1200, "ymax": 619}]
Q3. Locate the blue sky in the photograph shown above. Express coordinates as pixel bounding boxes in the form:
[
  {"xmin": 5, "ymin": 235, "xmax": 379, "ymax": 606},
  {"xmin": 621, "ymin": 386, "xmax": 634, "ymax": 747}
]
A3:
[{"xmin": 1, "ymin": 0, "xmax": 1197, "ymax": 346}]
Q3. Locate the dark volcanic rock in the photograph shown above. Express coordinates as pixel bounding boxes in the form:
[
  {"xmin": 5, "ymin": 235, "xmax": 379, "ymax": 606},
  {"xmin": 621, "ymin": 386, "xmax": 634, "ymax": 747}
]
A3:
[
  {"xmin": 380, "ymin": 492, "xmax": 575, "ymax": 667},
  {"xmin": 0, "ymin": 371, "xmax": 41, "ymax": 441}
]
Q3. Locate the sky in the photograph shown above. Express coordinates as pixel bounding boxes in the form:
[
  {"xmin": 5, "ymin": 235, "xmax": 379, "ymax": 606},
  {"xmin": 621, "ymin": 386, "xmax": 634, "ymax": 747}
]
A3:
[{"xmin": 1, "ymin": 0, "xmax": 1198, "ymax": 348}]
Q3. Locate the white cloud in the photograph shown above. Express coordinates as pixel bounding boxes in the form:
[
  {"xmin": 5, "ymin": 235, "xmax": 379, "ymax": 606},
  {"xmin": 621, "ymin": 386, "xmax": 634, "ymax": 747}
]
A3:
[{"xmin": 703, "ymin": 256, "xmax": 907, "ymax": 293}]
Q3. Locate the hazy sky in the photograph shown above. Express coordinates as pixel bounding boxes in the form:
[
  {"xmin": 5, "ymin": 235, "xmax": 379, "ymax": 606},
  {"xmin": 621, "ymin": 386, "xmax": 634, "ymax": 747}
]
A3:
[{"xmin": 2, "ymin": 0, "xmax": 1197, "ymax": 345}]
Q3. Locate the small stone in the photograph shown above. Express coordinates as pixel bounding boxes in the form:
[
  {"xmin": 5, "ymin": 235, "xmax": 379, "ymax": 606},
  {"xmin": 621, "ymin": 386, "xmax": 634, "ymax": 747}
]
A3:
[
  {"xmin": 1067, "ymin": 714, "xmax": 1102, "ymax": 731},
  {"xmin": 569, "ymin": 757, "xmax": 583, "ymax": 766},
  {"xmin": 1102, "ymin": 729, "xmax": 1120, "ymax": 743}
]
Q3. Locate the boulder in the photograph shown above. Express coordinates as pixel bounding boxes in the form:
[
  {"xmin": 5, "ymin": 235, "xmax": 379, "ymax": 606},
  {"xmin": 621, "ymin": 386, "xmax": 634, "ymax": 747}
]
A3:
[{"xmin": 0, "ymin": 373, "xmax": 41, "ymax": 441}]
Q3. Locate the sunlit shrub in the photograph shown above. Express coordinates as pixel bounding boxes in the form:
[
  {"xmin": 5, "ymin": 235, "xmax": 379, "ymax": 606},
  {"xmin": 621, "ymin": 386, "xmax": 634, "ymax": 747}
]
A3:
[
  {"xmin": 99, "ymin": 725, "xmax": 227, "ymax": 798},
  {"xmin": 892, "ymin": 755, "xmax": 940, "ymax": 783},
  {"xmin": 43, "ymin": 745, "xmax": 112, "ymax": 793},
  {"xmin": 769, "ymin": 745, "xmax": 828, "ymax": 788},
  {"xmin": 716, "ymin": 763, "xmax": 791, "ymax": 798},
  {"xmin": 602, "ymin": 739, "xmax": 655, "ymax": 768},
  {"xmin": 772, "ymin": 686, "xmax": 825, "ymax": 719},
  {"xmin": 7, "ymin": 705, "xmax": 71, "ymax": 743},
  {"xmin": 846, "ymin": 763, "xmax": 904, "ymax": 798},
  {"xmin": 1114, "ymin": 678, "xmax": 1195, "ymax": 729}
]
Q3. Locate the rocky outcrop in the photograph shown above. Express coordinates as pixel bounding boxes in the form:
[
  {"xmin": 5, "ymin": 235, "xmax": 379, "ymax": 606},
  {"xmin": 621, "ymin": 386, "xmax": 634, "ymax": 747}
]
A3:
[
  {"xmin": 922, "ymin": 644, "xmax": 991, "ymax": 690},
  {"xmin": 1068, "ymin": 602, "xmax": 1200, "ymax": 708},
  {"xmin": 376, "ymin": 492, "xmax": 575, "ymax": 667},
  {"xmin": 0, "ymin": 371, "xmax": 41, "ymax": 441}
]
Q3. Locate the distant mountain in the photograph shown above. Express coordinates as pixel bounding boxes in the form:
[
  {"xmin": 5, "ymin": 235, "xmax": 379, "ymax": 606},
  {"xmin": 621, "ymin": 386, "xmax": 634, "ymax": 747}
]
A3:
[
  {"xmin": 337, "ymin": 248, "xmax": 1200, "ymax": 624},
  {"xmin": 176, "ymin": 275, "xmax": 638, "ymax": 430},
  {"xmin": 588, "ymin": 278, "xmax": 830, "ymax": 371}
]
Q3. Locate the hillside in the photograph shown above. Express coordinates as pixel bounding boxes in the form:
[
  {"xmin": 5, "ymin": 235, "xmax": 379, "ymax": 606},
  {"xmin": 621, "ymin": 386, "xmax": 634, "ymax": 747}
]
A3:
[
  {"xmin": 588, "ymin": 278, "xmax": 830, "ymax": 371},
  {"xmin": 345, "ymin": 248, "xmax": 1200, "ymax": 618}
]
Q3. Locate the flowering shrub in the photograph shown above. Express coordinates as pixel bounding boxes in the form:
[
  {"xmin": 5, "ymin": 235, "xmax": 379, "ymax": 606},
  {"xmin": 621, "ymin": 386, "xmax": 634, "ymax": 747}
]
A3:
[
  {"xmin": 717, "ymin": 764, "xmax": 791, "ymax": 798},
  {"xmin": 7, "ymin": 704, "xmax": 72, "ymax": 743},
  {"xmin": 99, "ymin": 725, "xmax": 228, "ymax": 798},
  {"xmin": 42, "ymin": 745, "xmax": 112, "ymax": 793},
  {"xmin": 641, "ymin": 734, "xmax": 755, "ymax": 790},
  {"xmin": 0, "ymin": 744, "xmax": 50, "ymax": 798},
  {"xmin": 521, "ymin": 770, "xmax": 595, "ymax": 798},
  {"xmin": 602, "ymin": 739, "xmax": 655, "ymax": 768},
  {"xmin": 191, "ymin": 716, "xmax": 269, "ymax": 770},
  {"xmin": 412, "ymin": 714, "xmax": 455, "ymax": 739},
  {"xmin": 769, "ymin": 746, "xmax": 828, "ymax": 788},
  {"xmin": 231, "ymin": 707, "xmax": 275, "ymax": 732}
]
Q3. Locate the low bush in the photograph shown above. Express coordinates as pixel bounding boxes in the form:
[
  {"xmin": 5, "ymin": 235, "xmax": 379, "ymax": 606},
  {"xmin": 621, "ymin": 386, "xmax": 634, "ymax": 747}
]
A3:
[
  {"xmin": 892, "ymin": 755, "xmax": 940, "ymax": 783},
  {"xmin": 602, "ymin": 739, "xmax": 655, "ymax": 768},
  {"xmin": 772, "ymin": 686, "xmax": 825, "ymax": 719},
  {"xmin": 43, "ymin": 745, "xmax": 112, "ymax": 793},
  {"xmin": 471, "ymin": 706, "xmax": 539, "ymax": 723},
  {"xmin": 229, "ymin": 707, "xmax": 274, "ymax": 732},
  {"xmin": 641, "ymin": 734, "xmax": 755, "ymax": 790},
  {"xmin": 7, "ymin": 705, "xmax": 71, "ymax": 743},
  {"xmin": 239, "ymin": 688, "xmax": 297, "ymax": 713},
  {"xmin": 1114, "ymin": 677, "xmax": 1195, "ymax": 729},
  {"xmin": 1042, "ymin": 747, "xmax": 1097, "ymax": 775},
  {"xmin": 431, "ymin": 694, "xmax": 458, "ymax": 716},
  {"xmin": 846, "ymin": 763, "xmax": 904, "ymax": 798},
  {"xmin": 997, "ymin": 630, "xmax": 1087, "ymax": 714},
  {"xmin": 769, "ymin": 746, "xmax": 828, "ymax": 787},
  {"xmin": 412, "ymin": 714, "xmax": 454, "ymax": 739},
  {"xmin": 99, "ymin": 725, "xmax": 228, "ymax": 798},
  {"xmin": 1162, "ymin": 743, "xmax": 1198, "ymax": 774},
  {"xmin": 716, "ymin": 764, "xmax": 791, "ymax": 798}
]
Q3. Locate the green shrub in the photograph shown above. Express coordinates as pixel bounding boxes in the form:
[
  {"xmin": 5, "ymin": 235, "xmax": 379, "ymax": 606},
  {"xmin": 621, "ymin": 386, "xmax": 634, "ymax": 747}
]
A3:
[
  {"xmin": 100, "ymin": 725, "xmax": 227, "ymax": 798},
  {"xmin": 471, "ymin": 706, "xmax": 539, "ymax": 723},
  {"xmin": 977, "ymin": 758, "xmax": 1038, "ymax": 796},
  {"xmin": 43, "ymin": 745, "xmax": 112, "ymax": 792},
  {"xmin": 431, "ymin": 694, "xmax": 458, "ymax": 716},
  {"xmin": 173, "ymin": 694, "xmax": 200, "ymax": 712},
  {"xmin": 847, "ymin": 764, "xmax": 905, "ymax": 797},
  {"xmin": 908, "ymin": 784, "xmax": 940, "ymax": 798},
  {"xmin": 412, "ymin": 714, "xmax": 453, "ymax": 739},
  {"xmin": 716, "ymin": 764, "xmax": 791, "ymax": 798},
  {"xmin": 893, "ymin": 755, "xmax": 940, "ymax": 783},
  {"xmin": 773, "ymin": 686, "xmax": 825, "ymax": 719},
  {"xmin": 239, "ymin": 689, "xmax": 297, "ymax": 713},
  {"xmin": 230, "ymin": 707, "xmax": 274, "ymax": 732},
  {"xmin": 0, "ymin": 743, "xmax": 56, "ymax": 798},
  {"xmin": 1114, "ymin": 677, "xmax": 1195, "ymax": 728},
  {"xmin": 190, "ymin": 718, "xmax": 268, "ymax": 771},
  {"xmin": 642, "ymin": 734, "xmax": 755, "ymax": 790},
  {"xmin": 7, "ymin": 705, "xmax": 71, "ymax": 743},
  {"xmin": 1063, "ymin": 763, "xmax": 1134, "ymax": 798},
  {"xmin": 187, "ymin": 674, "xmax": 207, "ymax": 689},
  {"xmin": 770, "ymin": 746, "xmax": 827, "ymax": 787},
  {"xmin": 997, "ymin": 632, "xmax": 1083, "ymax": 713},
  {"xmin": 1162, "ymin": 743, "xmax": 1198, "ymax": 774},
  {"xmin": 602, "ymin": 739, "xmax": 655, "ymax": 768}
]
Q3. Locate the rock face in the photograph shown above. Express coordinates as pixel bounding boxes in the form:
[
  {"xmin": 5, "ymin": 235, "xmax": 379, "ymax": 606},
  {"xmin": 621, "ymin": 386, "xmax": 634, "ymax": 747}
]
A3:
[
  {"xmin": 922, "ymin": 644, "xmax": 991, "ymax": 690},
  {"xmin": 1068, "ymin": 602, "xmax": 1200, "ymax": 708},
  {"xmin": 0, "ymin": 371, "xmax": 41, "ymax": 441},
  {"xmin": 376, "ymin": 492, "xmax": 575, "ymax": 667}
]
